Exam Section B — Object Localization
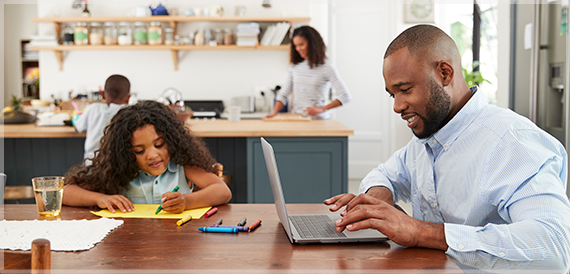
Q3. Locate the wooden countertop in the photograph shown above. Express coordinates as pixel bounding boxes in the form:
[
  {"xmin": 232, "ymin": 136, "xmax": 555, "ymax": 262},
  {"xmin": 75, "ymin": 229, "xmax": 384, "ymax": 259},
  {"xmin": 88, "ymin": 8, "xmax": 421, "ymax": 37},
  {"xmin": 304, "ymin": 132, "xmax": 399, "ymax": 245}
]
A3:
[{"xmin": 2, "ymin": 119, "xmax": 354, "ymax": 138}]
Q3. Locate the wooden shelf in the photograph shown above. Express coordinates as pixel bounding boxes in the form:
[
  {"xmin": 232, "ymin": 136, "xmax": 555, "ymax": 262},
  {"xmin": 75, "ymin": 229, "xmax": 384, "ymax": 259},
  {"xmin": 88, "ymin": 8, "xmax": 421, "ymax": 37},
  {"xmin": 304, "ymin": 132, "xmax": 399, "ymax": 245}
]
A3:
[
  {"xmin": 30, "ymin": 45, "xmax": 289, "ymax": 51},
  {"xmin": 31, "ymin": 16, "xmax": 308, "ymax": 70},
  {"xmin": 32, "ymin": 16, "xmax": 310, "ymax": 23}
]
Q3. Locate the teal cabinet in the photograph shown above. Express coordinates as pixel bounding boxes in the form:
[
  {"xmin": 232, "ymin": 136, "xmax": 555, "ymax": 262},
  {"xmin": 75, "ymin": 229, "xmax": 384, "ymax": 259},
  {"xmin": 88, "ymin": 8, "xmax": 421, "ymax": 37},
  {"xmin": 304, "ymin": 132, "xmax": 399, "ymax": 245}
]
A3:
[{"xmin": 247, "ymin": 137, "xmax": 348, "ymax": 203}]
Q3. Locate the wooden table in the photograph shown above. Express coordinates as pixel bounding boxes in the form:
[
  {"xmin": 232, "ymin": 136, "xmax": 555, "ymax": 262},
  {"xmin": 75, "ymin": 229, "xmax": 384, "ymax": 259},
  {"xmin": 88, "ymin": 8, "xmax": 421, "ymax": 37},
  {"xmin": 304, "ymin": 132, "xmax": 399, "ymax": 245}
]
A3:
[{"xmin": 2, "ymin": 204, "xmax": 461, "ymax": 273}]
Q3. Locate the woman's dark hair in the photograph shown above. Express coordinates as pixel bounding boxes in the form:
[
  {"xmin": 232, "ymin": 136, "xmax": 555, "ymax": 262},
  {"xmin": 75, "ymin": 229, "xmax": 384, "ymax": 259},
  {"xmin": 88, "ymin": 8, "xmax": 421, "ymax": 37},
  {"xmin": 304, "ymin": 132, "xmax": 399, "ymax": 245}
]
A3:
[
  {"xmin": 290, "ymin": 26, "xmax": 326, "ymax": 68},
  {"xmin": 66, "ymin": 100, "xmax": 216, "ymax": 195}
]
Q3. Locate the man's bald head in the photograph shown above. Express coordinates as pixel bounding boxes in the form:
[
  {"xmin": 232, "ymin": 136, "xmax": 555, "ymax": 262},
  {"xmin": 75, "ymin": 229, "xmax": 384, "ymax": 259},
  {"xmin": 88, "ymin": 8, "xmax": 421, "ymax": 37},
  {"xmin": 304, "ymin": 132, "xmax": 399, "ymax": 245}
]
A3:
[{"xmin": 384, "ymin": 24, "xmax": 462, "ymax": 72}]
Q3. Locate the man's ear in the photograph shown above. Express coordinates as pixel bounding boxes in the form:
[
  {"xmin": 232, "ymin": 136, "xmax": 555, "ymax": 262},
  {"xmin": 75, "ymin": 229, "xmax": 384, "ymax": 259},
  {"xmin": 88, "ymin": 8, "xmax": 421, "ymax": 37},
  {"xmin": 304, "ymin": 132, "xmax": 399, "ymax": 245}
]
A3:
[
  {"xmin": 100, "ymin": 91, "xmax": 107, "ymax": 100},
  {"xmin": 438, "ymin": 61, "xmax": 453, "ymax": 86}
]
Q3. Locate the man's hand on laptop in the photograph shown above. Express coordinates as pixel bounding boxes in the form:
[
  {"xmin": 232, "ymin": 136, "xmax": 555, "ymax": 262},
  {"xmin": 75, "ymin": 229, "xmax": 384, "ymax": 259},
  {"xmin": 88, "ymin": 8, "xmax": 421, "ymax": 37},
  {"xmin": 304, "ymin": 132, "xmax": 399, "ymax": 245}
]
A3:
[
  {"xmin": 332, "ymin": 194, "xmax": 448, "ymax": 251},
  {"xmin": 324, "ymin": 186, "xmax": 394, "ymax": 216},
  {"xmin": 324, "ymin": 193, "xmax": 356, "ymax": 214}
]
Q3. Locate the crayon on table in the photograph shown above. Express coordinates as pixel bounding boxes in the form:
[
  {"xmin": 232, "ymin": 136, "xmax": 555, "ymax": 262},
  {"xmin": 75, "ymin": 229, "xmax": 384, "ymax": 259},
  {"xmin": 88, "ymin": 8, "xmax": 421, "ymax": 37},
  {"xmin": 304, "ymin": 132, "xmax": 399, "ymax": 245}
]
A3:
[
  {"xmin": 248, "ymin": 219, "xmax": 262, "ymax": 231},
  {"xmin": 204, "ymin": 207, "xmax": 218, "ymax": 218},
  {"xmin": 198, "ymin": 227, "xmax": 238, "ymax": 233},
  {"xmin": 210, "ymin": 225, "xmax": 249, "ymax": 232},
  {"xmin": 214, "ymin": 218, "xmax": 223, "ymax": 225},
  {"xmin": 155, "ymin": 186, "xmax": 180, "ymax": 214},
  {"xmin": 237, "ymin": 217, "xmax": 247, "ymax": 226},
  {"xmin": 176, "ymin": 215, "xmax": 192, "ymax": 226}
]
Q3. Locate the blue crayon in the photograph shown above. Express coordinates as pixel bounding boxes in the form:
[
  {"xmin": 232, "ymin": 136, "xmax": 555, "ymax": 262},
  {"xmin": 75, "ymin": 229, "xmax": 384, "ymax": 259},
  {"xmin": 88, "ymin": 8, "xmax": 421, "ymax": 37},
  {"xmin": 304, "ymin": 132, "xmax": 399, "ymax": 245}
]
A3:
[
  {"xmin": 198, "ymin": 227, "xmax": 238, "ymax": 233},
  {"xmin": 210, "ymin": 225, "xmax": 250, "ymax": 232}
]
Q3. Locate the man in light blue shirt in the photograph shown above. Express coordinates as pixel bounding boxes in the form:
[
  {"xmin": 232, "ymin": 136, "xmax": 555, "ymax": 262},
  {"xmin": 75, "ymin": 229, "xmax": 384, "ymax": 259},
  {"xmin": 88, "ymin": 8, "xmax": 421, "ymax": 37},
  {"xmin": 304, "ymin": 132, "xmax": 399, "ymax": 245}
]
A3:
[{"xmin": 326, "ymin": 24, "xmax": 570, "ymax": 271}]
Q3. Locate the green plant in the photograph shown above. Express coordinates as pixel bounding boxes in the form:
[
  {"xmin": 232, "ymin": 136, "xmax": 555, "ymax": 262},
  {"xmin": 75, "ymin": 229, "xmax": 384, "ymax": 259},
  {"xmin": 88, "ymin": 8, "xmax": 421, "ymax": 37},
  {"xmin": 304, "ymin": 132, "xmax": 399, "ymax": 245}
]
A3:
[
  {"xmin": 10, "ymin": 95, "xmax": 22, "ymax": 112},
  {"xmin": 462, "ymin": 61, "xmax": 491, "ymax": 87}
]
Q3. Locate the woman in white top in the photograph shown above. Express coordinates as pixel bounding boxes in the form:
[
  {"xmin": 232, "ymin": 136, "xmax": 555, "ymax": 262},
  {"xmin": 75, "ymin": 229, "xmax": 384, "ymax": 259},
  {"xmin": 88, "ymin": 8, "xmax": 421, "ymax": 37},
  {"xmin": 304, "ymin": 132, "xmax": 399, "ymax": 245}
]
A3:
[{"xmin": 265, "ymin": 26, "xmax": 351, "ymax": 119}]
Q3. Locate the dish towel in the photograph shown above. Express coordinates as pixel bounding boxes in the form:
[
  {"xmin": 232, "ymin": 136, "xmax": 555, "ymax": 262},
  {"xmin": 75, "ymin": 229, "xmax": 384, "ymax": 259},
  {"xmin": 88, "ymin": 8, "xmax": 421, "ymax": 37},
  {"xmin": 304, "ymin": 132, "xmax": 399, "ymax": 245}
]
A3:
[{"xmin": 0, "ymin": 218, "xmax": 123, "ymax": 251}]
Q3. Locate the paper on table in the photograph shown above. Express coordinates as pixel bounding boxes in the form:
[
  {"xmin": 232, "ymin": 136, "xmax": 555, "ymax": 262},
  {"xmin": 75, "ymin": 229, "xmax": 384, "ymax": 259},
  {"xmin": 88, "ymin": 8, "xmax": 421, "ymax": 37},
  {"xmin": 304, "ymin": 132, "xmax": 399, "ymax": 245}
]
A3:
[
  {"xmin": 91, "ymin": 204, "xmax": 211, "ymax": 219},
  {"xmin": 0, "ymin": 218, "xmax": 123, "ymax": 251}
]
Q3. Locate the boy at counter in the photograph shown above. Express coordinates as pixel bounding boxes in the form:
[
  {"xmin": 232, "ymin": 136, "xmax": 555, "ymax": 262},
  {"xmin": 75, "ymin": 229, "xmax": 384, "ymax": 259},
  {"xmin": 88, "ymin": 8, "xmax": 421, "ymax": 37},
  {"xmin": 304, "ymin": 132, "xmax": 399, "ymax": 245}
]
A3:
[{"xmin": 74, "ymin": 74, "xmax": 131, "ymax": 165}]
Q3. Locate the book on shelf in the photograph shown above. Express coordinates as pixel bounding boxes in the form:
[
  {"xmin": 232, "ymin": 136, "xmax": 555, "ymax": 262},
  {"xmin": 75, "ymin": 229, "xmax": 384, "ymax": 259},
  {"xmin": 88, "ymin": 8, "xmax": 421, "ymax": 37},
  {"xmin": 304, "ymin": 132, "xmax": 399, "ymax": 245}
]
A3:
[{"xmin": 260, "ymin": 22, "xmax": 290, "ymax": 46}]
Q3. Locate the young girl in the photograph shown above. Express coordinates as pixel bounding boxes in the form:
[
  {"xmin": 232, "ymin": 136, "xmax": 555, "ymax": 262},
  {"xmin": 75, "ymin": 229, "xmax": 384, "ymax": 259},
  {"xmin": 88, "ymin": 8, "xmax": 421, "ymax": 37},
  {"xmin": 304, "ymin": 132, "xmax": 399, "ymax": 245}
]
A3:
[
  {"xmin": 63, "ymin": 100, "xmax": 232, "ymax": 213},
  {"xmin": 264, "ymin": 25, "xmax": 352, "ymax": 120}
]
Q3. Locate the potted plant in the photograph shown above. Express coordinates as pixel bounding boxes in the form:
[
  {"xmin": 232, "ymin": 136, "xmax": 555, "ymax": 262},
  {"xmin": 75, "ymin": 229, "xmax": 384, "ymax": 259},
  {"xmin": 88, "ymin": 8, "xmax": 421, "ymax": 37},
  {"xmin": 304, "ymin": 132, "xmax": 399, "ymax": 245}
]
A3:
[{"xmin": 2, "ymin": 95, "xmax": 37, "ymax": 124}]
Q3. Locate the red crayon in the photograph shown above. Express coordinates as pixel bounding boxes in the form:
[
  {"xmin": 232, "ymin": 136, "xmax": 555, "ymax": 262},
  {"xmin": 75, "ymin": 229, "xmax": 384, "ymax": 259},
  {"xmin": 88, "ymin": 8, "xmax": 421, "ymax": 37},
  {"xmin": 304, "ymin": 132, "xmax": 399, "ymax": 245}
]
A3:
[
  {"xmin": 204, "ymin": 207, "xmax": 218, "ymax": 218},
  {"xmin": 248, "ymin": 219, "xmax": 262, "ymax": 231}
]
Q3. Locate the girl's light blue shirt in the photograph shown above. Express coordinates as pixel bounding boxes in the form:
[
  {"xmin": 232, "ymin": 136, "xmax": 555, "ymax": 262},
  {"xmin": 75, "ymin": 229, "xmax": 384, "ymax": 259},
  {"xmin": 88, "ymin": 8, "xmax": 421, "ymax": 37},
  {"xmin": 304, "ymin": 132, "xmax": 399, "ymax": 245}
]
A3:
[{"xmin": 125, "ymin": 161, "xmax": 193, "ymax": 204}]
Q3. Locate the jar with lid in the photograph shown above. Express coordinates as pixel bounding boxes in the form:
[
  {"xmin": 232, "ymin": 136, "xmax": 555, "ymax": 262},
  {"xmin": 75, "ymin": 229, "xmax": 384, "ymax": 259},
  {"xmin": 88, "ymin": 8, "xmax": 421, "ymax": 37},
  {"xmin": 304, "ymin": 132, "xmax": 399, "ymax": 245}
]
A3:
[
  {"xmin": 164, "ymin": 28, "xmax": 174, "ymax": 45},
  {"xmin": 117, "ymin": 22, "xmax": 132, "ymax": 45},
  {"xmin": 147, "ymin": 22, "xmax": 162, "ymax": 45},
  {"xmin": 103, "ymin": 22, "xmax": 117, "ymax": 45},
  {"xmin": 62, "ymin": 24, "xmax": 74, "ymax": 45},
  {"xmin": 133, "ymin": 22, "xmax": 148, "ymax": 45},
  {"xmin": 223, "ymin": 28, "xmax": 234, "ymax": 45},
  {"xmin": 73, "ymin": 22, "xmax": 89, "ymax": 45},
  {"xmin": 89, "ymin": 22, "xmax": 103, "ymax": 45},
  {"xmin": 194, "ymin": 30, "xmax": 204, "ymax": 46},
  {"xmin": 214, "ymin": 29, "xmax": 224, "ymax": 45}
]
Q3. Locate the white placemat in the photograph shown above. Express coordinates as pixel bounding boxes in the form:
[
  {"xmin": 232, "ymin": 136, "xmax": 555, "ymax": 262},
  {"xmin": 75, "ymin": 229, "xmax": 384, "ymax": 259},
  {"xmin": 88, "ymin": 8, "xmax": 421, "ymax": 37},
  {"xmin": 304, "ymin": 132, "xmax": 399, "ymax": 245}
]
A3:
[{"xmin": 0, "ymin": 218, "xmax": 123, "ymax": 251}]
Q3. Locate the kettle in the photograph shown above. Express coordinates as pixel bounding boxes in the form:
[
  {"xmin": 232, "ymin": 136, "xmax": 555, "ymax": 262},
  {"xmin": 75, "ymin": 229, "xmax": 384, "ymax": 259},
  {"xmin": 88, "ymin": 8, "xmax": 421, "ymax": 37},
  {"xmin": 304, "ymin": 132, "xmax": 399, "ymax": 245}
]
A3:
[{"xmin": 149, "ymin": 4, "xmax": 169, "ymax": 16}]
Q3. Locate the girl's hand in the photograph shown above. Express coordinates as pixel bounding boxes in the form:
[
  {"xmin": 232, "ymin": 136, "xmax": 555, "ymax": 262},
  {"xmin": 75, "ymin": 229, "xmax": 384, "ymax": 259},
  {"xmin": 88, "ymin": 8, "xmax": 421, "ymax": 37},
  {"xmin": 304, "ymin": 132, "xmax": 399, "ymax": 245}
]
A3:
[
  {"xmin": 96, "ymin": 194, "xmax": 134, "ymax": 213},
  {"xmin": 161, "ymin": 191, "xmax": 186, "ymax": 214}
]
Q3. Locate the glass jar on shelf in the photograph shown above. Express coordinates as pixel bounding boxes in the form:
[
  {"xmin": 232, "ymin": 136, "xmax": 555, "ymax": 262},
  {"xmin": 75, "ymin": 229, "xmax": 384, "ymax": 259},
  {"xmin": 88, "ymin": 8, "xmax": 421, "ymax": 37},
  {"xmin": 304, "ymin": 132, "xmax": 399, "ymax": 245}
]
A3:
[
  {"xmin": 117, "ymin": 22, "xmax": 132, "ymax": 45},
  {"xmin": 133, "ymin": 22, "xmax": 148, "ymax": 45},
  {"xmin": 73, "ymin": 22, "xmax": 89, "ymax": 45},
  {"xmin": 89, "ymin": 22, "xmax": 103, "ymax": 45},
  {"xmin": 103, "ymin": 22, "xmax": 117, "ymax": 45},
  {"xmin": 62, "ymin": 24, "xmax": 74, "ymax": 45},
  {"xmin": 147, "ymin": 22, "xmax": 162, "ymax": 45},
  {"xmin": 223, "ymin": 28, "xmax": 234, "ymax": 45},
  {"xmin": 164, "ymin": 28, "xmax": 174, "ymax": 45},
  {"xmin": 214, "ymin": 28, "xmax": 224, "ymax": 45}
]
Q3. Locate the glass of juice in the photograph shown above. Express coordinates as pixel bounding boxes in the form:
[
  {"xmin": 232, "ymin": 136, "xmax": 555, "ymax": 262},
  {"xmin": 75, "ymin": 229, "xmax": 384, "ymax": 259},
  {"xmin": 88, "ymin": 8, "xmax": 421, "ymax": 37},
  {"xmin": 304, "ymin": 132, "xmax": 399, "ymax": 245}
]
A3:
[{"xmin": 31, "ymin": 176, "xmax": 65, "ymax": 217}]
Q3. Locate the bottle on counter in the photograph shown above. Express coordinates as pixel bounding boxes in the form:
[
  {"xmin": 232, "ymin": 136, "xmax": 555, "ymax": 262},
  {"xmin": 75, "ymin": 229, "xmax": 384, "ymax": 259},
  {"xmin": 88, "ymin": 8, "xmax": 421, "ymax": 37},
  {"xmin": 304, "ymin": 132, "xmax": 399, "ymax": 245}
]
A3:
[
  {"xmin": 73, "ymin": 22, "xmax": 89, "ymax": 45},
  {"xmin": 133, "ymin": 22, "xmax": 148, "ymax": 45},
  {"xmin": 62, "ymin": 24, "xmax": 74, "ymax": 45},
  {"xmin": 103, "ymin": 22, "xmax": 117, "ymax": 45},
  {"xmin": 89, "ymin": 22, "xmax": 103, "ymax": 45},
  {"xmin": 117, "ymin": 22, "xmax": 132, "ymax": 45},
  {"xmin": 147, "ymin": 22, "xmax": 162, "ymax": 45}
]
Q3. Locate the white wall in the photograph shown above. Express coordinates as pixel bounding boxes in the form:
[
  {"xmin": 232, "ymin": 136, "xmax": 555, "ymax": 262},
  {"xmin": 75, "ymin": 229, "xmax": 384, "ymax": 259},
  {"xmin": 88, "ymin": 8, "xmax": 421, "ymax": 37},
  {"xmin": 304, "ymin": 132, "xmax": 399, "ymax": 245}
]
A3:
[{"xmin": 3, "ymin": 3, "xmax": 38, "ymax": 106}]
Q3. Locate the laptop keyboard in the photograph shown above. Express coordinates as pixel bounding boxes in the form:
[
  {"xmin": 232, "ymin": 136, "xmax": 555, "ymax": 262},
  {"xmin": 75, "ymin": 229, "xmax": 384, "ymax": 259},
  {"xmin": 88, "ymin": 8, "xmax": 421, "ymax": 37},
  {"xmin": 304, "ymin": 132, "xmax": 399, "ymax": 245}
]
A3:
[{"xmin": 289, "ymin": 215, "xmax": 347, "ymax": 238}]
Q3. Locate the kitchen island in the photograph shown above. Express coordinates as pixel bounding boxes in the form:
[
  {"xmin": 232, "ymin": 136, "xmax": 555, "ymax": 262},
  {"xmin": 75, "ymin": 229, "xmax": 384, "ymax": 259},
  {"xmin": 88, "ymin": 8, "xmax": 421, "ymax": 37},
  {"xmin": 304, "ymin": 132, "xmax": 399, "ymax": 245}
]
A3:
[{"xmin": 3, "ymin": 119, "xmax": 353, "ymax": 203}]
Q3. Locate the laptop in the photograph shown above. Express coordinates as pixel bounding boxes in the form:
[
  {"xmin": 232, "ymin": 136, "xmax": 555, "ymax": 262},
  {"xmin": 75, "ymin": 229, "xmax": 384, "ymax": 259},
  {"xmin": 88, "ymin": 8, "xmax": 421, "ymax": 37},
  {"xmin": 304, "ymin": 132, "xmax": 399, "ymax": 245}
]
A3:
[{"xmin": 261, "ymin": 137, "xmax": 388, "ymax": 244}]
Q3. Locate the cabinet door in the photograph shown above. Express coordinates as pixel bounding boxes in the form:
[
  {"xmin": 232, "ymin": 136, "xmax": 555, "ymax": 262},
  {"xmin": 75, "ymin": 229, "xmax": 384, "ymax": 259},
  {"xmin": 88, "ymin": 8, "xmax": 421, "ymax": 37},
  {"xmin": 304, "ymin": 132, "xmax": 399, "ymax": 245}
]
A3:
[{"xmin": 247, "ymin": 137, "xmax": 348, "ymax": 203}]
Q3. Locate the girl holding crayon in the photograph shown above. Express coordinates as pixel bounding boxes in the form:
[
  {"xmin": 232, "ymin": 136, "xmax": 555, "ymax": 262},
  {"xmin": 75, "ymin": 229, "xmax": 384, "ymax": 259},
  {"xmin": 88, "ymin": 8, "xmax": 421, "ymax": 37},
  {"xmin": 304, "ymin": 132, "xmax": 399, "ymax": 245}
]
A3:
[{"xmin": 63, "ymin": 100, "xmax": 232, "ymax": 213}]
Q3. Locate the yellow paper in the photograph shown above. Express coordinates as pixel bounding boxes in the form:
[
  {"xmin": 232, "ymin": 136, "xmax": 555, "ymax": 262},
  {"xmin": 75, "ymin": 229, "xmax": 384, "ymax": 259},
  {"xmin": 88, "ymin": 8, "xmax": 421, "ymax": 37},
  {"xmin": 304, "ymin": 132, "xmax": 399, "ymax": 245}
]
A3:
[{"xmin": 91, "ymin": 204, "xmax": 211, "ymax": 219}]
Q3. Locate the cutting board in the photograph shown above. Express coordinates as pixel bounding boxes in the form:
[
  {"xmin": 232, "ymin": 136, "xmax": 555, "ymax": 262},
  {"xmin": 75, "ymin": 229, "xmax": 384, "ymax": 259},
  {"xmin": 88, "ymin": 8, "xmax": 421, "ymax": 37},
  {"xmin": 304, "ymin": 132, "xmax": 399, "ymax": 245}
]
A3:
[{"xmin": 263, "ymin": 113, "xmax": 311, "ymax": 122}]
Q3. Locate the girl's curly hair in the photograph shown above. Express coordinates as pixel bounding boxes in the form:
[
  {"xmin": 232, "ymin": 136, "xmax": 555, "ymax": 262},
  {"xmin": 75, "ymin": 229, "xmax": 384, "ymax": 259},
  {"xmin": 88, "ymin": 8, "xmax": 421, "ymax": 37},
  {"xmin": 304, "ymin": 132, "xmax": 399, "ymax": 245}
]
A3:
[{"xmin": 66, "ymin": 100, "xmax": 216, "ymax": 195}]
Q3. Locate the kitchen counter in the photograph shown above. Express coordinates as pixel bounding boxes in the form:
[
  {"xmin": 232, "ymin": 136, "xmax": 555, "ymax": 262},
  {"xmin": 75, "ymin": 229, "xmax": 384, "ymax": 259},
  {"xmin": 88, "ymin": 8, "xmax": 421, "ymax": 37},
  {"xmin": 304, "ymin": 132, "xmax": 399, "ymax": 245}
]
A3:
[
  {"xmin": 2, "ymin": 119, "xmax": 353, "ymax": 138},
  {"xmin": 3, "ymin": 119, "xmax": 352, "ymax": 204}
]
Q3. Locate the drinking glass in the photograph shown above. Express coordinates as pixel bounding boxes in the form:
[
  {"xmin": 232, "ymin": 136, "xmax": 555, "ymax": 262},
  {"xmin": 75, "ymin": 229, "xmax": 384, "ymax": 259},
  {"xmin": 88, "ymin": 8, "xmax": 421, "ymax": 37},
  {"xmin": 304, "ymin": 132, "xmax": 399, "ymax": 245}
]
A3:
[{"xmin": 31, "ymin": 176, "xmax": 65, "ymax": 217}]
